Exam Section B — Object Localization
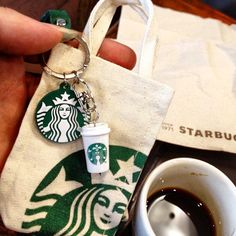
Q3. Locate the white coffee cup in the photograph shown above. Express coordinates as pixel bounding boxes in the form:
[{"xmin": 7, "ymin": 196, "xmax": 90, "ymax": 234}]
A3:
[
  {"xmin": 134, "ymin": 158, "xmax": 236, "ymax": 236},
  {"xmin": 81, "ymin": 122, "xmax": 110, "ymax": 173}
]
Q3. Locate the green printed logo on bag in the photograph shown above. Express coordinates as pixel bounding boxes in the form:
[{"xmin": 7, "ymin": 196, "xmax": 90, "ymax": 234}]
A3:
[{"xmin": 22, "ymin": 146, "xmax": 146, "ymax": 236}]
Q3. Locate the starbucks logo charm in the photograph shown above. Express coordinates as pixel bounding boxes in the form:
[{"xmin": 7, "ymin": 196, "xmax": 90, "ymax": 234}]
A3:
[
  {"xmin": 87, "ymin": 143, "xmax": 107, "ymax": 165},
  {"xmin": 35, "ymin": 82, "xmax": 89, "ymax": 143}
]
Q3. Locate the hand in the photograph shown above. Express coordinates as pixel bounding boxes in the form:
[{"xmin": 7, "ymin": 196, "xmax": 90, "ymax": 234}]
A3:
[{"xmin": 0, "ymin": 7, "xmax": 136, "ymax": 173}]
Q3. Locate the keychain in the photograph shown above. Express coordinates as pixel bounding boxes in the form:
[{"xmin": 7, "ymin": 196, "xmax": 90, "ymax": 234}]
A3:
[{"xmin": 35, "ymin": 36, "xmax": 110, "ymax": 173}]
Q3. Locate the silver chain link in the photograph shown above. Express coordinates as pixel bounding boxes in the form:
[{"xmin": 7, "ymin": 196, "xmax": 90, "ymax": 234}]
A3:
[{"xmin": 72, "ymin": 78, "xmax": 99, "ymax": 125}]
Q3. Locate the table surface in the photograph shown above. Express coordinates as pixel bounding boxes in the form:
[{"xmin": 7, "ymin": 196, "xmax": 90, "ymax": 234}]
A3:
[
  {"xmin": 153, "ymin": 0, "xmax": 236, "ymax": 25},
  {"xmin": 0, "ymin": 0, "xmax": 236, "ymax": 235}
]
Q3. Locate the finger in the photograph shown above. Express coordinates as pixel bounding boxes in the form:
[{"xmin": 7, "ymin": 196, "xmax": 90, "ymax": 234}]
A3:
[
  {"xmin": 0, "ymin": 7, "xmax": 63, "ymax": 55},
  {"xmin": 63, "ymin": 38, "xmax": 137, "ymax": 70},
  {"xmin": 98, "ymin": 38, "xmax": 136, "ymax": 70},
  {"xmin": 25, "ymin": 38, "xmax": 137, "ymax": 71}
]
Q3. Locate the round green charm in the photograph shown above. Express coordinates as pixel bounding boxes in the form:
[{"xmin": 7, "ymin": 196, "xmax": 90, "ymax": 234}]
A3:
[
  {"xmin": 87, "ymin": 143, "xmax": 107, "ymax": 165},
  {"xmin": 35, "ymin": 83, "xmax": 88, "ymax": 143}
]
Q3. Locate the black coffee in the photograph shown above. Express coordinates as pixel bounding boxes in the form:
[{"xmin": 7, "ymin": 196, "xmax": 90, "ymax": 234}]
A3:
[{"xmin": 147, "ymin": 188, "xmax": 216, "ymax": 236}]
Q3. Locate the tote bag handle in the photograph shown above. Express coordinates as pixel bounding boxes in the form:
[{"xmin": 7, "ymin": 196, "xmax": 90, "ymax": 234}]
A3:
[{"xmin": 83, "ymin": 0, "xmax": 158, "ymax": 78}]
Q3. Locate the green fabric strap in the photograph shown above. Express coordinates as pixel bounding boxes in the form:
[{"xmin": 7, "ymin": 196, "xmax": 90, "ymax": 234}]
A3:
[{"xmin": 40, "ymin": 10, "xmax": 71, "ymax": 29}]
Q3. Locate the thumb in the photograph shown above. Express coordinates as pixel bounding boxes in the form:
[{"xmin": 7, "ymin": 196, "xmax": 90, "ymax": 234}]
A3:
[{"xmin": 0, "ymin": 7, "xmax": 63, "ymax": 55}]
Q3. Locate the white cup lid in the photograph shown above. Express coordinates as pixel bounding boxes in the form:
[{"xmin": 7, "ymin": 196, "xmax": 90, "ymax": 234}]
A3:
[{"xmin": 81, "ymin": 122, "xmax": 110, "ymax": 136}]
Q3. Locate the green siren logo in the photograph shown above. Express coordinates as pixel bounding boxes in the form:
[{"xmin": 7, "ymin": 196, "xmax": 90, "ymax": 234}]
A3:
[
  {"xmin": 35, "ymin": 82, "xmax": 89, "ymax": 143},
  {"xmin": 88, "ymin": 143, "xmax": 107, "ymax": 165},
  {"xmin": 22, "ymin": 146, "xmax": 146, "ymax": 236}
]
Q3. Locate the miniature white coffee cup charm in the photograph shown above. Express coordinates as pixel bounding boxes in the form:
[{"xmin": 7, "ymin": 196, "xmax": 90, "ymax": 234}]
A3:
[{"xmin": 81, "ymin": 123, "xmax": 110, "ymax": 173}]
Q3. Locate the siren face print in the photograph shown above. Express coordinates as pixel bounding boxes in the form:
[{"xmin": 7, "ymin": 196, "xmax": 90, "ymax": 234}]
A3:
[
  {"xmin": 94, "ymin": 189, "xmax": 127, "ymax": 230},
  {"xmin": 59, "ymin": 104, "xmax": 71, "ymax": 119},
  {"xmin": 35, "ymin": 83, "xmax": 89, "ymax": 143}
]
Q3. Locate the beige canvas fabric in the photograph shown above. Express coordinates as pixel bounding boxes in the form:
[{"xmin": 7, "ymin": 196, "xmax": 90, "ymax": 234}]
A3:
[
  {"xmin": 118, "ymin": 5, "xmax": 236, "ymax": 153},
  {"xmin": 0, "ymin": 0, "xmax": 173, "ymax": 234}
]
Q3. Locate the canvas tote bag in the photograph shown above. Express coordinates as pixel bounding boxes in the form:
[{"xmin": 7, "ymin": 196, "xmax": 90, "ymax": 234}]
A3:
[
  {"xmin": 118, "ymin": 5, "xmax": 236, "ymax": 153},
  {"xmin": 0, "ymin": 0, "xmax": 173, "ymax": 235}
]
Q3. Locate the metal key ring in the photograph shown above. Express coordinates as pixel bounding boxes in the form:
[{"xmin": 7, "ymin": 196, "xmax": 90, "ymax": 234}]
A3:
[{"xmin": 42, "ymin": 36, "xmax": 90, "ymax": 80}]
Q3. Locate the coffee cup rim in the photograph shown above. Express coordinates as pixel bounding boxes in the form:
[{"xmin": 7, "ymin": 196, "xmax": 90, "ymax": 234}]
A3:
[{"xmin": 137, "ymin": 157, "xmax": 236, "ymax": 234}]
